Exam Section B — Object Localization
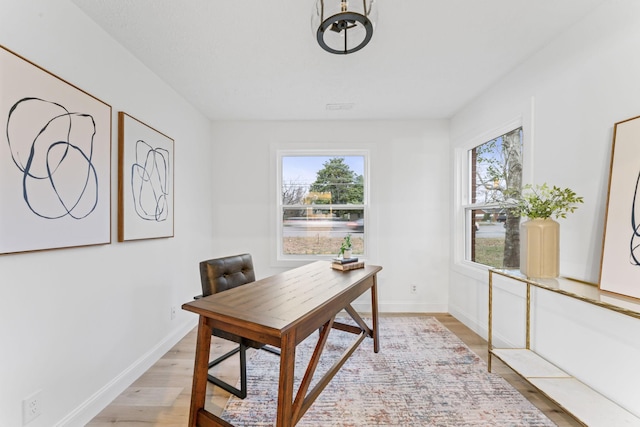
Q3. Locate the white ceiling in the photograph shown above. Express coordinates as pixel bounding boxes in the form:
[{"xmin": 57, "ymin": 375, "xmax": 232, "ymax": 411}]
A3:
[{"xmin": 71, "ymin": 0, "xmax": 605, "ymax": 121}]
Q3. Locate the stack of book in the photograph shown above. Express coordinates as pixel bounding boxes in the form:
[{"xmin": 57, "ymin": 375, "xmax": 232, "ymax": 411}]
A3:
[{"xmin": 331, "ymin": 257, "xmax": 365, "ymax": 271}]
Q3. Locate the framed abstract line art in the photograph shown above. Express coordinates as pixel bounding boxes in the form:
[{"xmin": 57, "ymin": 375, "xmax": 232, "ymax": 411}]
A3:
[
  {"xmin": 118, "ymin": 112, "xmax": 174, "ymax": 242},
  {"xmin": 0, "ymin": 45, "xmax": 112, "ymax": 255},
  {"xmin": 600, "ymin": 114, "xmax": 640, "ymax": 299}
]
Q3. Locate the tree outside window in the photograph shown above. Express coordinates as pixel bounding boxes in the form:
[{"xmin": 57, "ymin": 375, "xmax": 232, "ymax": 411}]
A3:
[{"xmin": 468, "ymin": 128, "xmax": 522, "ymax": 268}]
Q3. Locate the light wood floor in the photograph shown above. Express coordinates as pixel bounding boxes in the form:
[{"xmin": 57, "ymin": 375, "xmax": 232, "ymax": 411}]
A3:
[{"xmin": 87, "ymin": 313, "xmax": 581, "ymax": 426}]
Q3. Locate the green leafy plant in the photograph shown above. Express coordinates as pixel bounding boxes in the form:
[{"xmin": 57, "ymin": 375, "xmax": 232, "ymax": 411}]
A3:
[
  {"xmin": 340, "ymin": 234, "xmax": 352, "ymax": 255},
  {"xmin": 504, "ymin": 183, "xmax": 584, "ymax": 219}
]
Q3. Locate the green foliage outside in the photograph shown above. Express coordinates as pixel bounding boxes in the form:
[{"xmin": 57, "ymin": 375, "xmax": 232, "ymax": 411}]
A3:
[{"xmin": 309, "ymin": 157, "xmax": 363, "ymax": 204}]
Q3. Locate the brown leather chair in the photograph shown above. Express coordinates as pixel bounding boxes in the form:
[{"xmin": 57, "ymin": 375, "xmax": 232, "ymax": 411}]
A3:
[{"xmin": 198, "ymin": 253, "xmax": 278, "ymax": 398}]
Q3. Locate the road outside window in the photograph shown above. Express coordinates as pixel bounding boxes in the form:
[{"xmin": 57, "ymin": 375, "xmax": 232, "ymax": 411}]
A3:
[{"xmin": 279, "ymin": 155, "xmax": 366, "ymax": 259}]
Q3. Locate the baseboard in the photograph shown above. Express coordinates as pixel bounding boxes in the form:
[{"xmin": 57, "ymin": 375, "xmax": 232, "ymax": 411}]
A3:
[
  {"xmin": 448, "ymin": 305, "xmax": 522, "ymax": 349},
  {"xmin": 448, "ymin": 305, "xmax": 486, "ymax": 338},
  {"xmin": 55, "ymin": 318, "xmax": 197, "ymax": 427}
]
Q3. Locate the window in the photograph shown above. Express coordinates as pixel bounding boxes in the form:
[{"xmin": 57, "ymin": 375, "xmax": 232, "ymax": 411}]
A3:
[
  {"xmin": 277, "ymin": 152, "xmax": 367, "ymax": 260},
  {"xmin": 464, "ymin": 127, "xmax": 523, "ymax": 268}
]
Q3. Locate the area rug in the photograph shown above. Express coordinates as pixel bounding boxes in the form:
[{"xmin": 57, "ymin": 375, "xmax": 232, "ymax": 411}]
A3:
[{"xmin": 221, "ymin": 316, "xmax": 555, "ymax": 426}]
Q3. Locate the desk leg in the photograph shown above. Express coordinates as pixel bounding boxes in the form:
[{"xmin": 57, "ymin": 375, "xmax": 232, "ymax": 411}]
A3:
[
  {"xmin": 371, "ymin": 274, "xmax": 380, "ymax": 353},
  {"xmin": 276, "ymin": 331, "xmax": 296, "ymax": 427},
  {"xmin": 188, "ymin": 315, "xmax": 213, "ymax": 426}
]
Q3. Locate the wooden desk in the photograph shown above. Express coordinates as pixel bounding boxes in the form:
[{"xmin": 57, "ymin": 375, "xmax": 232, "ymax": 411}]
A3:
[{"xmin": 182, "ymin": 260, "xmax": 382, "ymax": 427}]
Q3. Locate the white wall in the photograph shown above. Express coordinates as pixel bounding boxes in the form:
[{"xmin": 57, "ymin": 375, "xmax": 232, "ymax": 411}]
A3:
[
  {"xmin": 15, "ymin": 0, "xmax": 635, "ymax": 423},
  {"xmin": 209, "ymin": 120, "xmax": 451, "ymax": 313},
  {"xmin": 0, "ymin": 1, "xmax": 213, "ymax": 426},
  {"xmin": 449, "ymin": 0, "xmax": 640, "ymax": 416}
]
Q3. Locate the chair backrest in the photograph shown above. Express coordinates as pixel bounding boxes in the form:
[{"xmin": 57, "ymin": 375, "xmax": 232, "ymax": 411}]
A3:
[{"xmin": 199, "ymin": 253, "xmax": 256, "ymax": 297}]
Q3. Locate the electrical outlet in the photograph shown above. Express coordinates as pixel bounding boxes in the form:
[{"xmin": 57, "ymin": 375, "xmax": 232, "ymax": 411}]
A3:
[
  {"xmin": 22, "ymin": 390, "xmax": 42, "ymax": 425},
  {"xmin": 170, "ymin": 305, "xmax": 176, "ymax": 320},
  {"xmin": 410, "ymin": 284, "xmax": 417, "ymax": 294}
]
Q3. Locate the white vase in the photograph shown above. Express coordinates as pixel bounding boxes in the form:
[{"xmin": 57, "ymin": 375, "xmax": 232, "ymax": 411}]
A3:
[
  {"xmin": 343, "ymin": 249, "xmax": 352, "ymax": 259},
  {"xmin": 520, "ymin": 218, "xmax": 559, "ymax": 278}
]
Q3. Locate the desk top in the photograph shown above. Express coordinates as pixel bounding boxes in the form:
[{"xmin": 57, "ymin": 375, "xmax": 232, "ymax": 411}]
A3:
[{"xmin": 182, "ymin": 261, "xmax": 382, "ymax": 342}]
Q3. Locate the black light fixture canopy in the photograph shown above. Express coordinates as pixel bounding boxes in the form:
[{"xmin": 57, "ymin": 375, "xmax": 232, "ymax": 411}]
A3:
[{"xmin": 312, "ymin": 0, "xmax": 377, "ymax": 55}]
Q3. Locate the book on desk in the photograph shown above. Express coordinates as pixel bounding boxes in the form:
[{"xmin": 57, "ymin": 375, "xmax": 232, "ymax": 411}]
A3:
[{"xmin": 331, "ymin": 257, "xmax": 365, "ymax": 271}]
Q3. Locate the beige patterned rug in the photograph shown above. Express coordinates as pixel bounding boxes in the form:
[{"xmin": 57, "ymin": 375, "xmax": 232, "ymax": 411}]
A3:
[{"xmin": 221, "ymin": 316, "xmax": 555, "ymax": 426}]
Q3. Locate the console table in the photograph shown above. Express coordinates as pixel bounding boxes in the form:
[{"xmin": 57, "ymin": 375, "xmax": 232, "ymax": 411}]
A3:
[
  {"xmin": 182, "ymin": 260, "xmax": 382, "ymax": 427},
  {"xmin": 488, "ymin": 269, "xmax": 640, "ymax": 427}
]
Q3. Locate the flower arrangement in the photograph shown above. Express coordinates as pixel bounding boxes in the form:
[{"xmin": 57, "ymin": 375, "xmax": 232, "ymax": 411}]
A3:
[{"xmin": 504, "ymin": 183, "xmax": 584, "ymax": 219}]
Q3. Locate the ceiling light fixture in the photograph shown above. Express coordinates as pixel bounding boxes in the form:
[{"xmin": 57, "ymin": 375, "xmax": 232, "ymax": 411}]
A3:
[{"xmin": 312, "ymin": 0, "xmax": 377, "ymax": 55}]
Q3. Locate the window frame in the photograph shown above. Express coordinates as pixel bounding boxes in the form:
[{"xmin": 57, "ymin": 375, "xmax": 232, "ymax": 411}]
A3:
[
  {"xmin": 453, "ymin": 117, "xmax": 527, "ymax": 278},
  {"xmin": 276, "ymin": 148, "xmax": 370, "ymax": 263}
]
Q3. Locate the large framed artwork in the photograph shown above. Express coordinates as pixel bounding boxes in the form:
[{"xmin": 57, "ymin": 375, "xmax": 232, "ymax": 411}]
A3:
[
  {"xmin": 600, "ymin": 115, "xmax": 640, "ymax": 299},
  {"xmin": 0, "ymin": 45, "xmax": 112, "ymax": 255},
  {"xmin": 118, "ymin": 112, "xmax": 174, "ymax": 242}
]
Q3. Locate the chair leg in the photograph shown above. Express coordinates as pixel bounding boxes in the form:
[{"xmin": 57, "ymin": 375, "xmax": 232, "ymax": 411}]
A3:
[
  {"xmin": 206, "ymin": 342, "xmax": 280, "ymax": 399},
  {"xmin": 208, "ymin": 346, "xmax": 240, "ymax": 369},
  {"xmin": 239, "ymin": 341, "xmax": 247, "ymax": 398},
  {"xmin": 206, "ymin": 342, "xmax": 248, "ymax": 399}
]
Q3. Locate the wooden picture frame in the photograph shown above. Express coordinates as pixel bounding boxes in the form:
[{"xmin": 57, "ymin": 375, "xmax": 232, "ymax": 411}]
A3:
[
  {"xmin": 0, "ymin": 45, "xmax": 112, "ymax": 255},
  {"xmin": 118, "ymin": 112, "xmax": 174, "ymax": 241},
  {"xmin": 600, "ymin": 114, "xmax": 640, "ymax": 299}
]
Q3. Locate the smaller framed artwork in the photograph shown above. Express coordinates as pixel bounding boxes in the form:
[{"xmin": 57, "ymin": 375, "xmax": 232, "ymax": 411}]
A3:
[
  {"xmin": 600, "ymin": 114, "xmax": 640, "ymax": 299},
  {"xmin": 118, "ymin": 112, "xmax": 174, "ymax": 242}
]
